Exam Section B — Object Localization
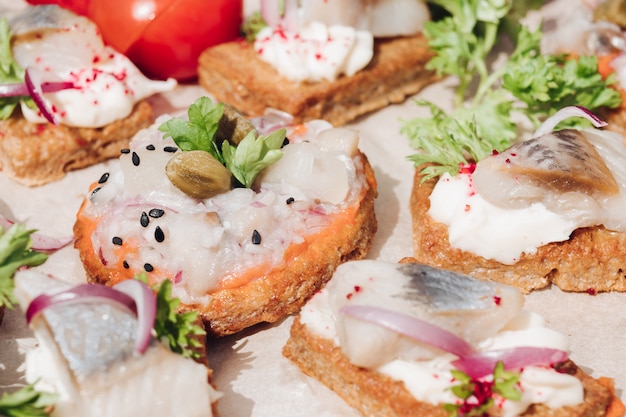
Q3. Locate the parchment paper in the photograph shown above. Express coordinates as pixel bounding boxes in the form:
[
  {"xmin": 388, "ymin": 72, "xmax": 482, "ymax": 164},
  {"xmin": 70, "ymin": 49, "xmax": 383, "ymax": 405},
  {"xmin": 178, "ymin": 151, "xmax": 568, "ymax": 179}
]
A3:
[{"xmin": 1, "ymin": 3, "xmax": 625, "ymax": 412}]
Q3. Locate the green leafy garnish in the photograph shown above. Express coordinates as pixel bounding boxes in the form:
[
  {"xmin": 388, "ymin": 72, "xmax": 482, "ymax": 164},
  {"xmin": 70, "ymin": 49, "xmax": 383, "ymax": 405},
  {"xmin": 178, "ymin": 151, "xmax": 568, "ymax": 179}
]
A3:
[
  {"xmin": 158, "ymin": 97, "xmax": 285, "ymax": 188},
  {"xmin": 222, "ymin": 128, "xmax": 285, "ymax": 188},
  {"xmin": 0, "ymin": 224, "xmax": 48, "ymax": 309},
  {"xmin": 0, "ymin": 383, "xmax": 57, "ymax": 417},
  {"xmin": 444, "ymin": 361, "xmax": 522, "ymax": 417},
  {"xmin": 0, "ymin": 18, "xmax": 26, "ymax": 120},
  {"xmin": 403, "ymin": 1, "xmax": 622, "ymax": 180},
  {"xmin": 136, "ymin": 274, "xmax": 206, "ymax": 359},
  {"xmin": 242, "ymin": 11, "xmax": 268, "ymax": 42}
]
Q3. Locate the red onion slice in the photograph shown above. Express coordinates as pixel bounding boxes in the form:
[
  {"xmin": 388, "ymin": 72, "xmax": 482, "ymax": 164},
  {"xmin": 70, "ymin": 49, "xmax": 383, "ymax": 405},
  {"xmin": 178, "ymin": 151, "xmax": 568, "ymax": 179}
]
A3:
[
  {"xmin": 113, "ymin": 280, "xmax": 157, "ymax": 354},
  {"xmin": 340, "ymin": 305, "xmax": 475, "ymax": 358},
  {"xmin": 26, "ymin": 284, "xmax": 137, "ymax": 325},
  {"xmin": 452, "ymin": 347, "xmax": 569, "ymax": 378},
  {"xmin": 0, "ymin": 81, "xmax": 75, "ymax": 98},
  {"xmin": 534, "ymin": 106, "xmax": 607, "ymax": 137},
  {"xmin": 24, "ymin": 67, "xmax": 57, "ymax": 125},
  {"xmin": 0, "ymin": 214, "xmax": 73, "ymax": 253}
]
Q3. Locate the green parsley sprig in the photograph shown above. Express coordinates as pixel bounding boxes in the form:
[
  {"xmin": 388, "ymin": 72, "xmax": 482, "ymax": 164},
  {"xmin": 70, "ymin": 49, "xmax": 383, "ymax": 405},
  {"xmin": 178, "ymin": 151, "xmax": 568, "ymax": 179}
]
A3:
[
  {"xmin": 444, "ymin": 361, "xmax": 522, "ymax": 417},
  {"xmin": 159, "ymin": 97, "xmax": 285, "ymax": 188},
  {"xmin": 135, "ymin": 274, "xmax": 206, "ymax": 359},
  {"xmin": 403, "ymin": 1, "xmax": 622, "ymax": 180},
  {"xmin": 0, "ymin": 224, "xmax": 48, "ymax": 309},
  {"xmin": 0, "ymin": 383, "xmax": 57, "ymax": 417}
]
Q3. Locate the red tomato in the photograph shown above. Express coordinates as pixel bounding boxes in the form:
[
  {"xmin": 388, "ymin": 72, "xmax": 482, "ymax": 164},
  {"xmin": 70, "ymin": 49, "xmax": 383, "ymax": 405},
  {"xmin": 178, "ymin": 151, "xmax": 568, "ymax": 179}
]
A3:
[{"xmin": 28, "ymin": 0, "xmax": 243, "ymax": 81}]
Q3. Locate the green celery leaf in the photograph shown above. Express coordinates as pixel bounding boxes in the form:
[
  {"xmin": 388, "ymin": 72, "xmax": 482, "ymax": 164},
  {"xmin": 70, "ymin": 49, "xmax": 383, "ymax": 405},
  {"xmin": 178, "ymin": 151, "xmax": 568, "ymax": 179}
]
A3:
[
  {"xmin": 158, "ymin": 97, "xmax": 225, "ymax": 161},
  {"xmin": 222, "ymin": 128, "xmax": 285, "ymax": 188}
]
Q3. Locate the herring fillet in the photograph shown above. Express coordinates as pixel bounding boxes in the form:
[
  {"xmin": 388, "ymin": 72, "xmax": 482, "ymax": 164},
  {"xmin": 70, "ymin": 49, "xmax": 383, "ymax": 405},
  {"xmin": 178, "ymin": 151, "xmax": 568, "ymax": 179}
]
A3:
[{"xmin": 13, "ymin": 269, "xmax": 219, "ymax": 417}]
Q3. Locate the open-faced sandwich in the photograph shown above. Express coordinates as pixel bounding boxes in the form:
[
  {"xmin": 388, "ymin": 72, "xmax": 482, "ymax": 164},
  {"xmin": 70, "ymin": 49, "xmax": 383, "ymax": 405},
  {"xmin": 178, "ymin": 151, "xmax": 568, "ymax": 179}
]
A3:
[
  {"xmin": 0, "ymin": 5, "xmax": 176, "ymax": 186},
  {"xmin": 73, "ymin": 97, "xmax": 378, "ymax": 336},
  {"xmin": 283, "ymin": 259, "xmax": 624, "ymax": 417},
  {"xmin": 402, "ymin": 0, "xmax": 625, "ymax": 293},
  {"xmin": 197, "ymin": 0, "xmax": 437, "ymax": 126},
  {"xmin": 410, "ymin": 107, "xmax": 626, "ymax": 293},
  {"xmin": 9, "ymin": 269, "xmax": 219, "ymax": 417}
]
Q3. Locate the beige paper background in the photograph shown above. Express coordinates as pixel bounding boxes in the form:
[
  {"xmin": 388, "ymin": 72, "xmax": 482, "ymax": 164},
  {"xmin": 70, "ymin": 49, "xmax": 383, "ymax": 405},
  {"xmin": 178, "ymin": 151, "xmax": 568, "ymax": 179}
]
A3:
[{"xmin": 1, "ymin": 80, "xmax": 625, "ymax": 416}]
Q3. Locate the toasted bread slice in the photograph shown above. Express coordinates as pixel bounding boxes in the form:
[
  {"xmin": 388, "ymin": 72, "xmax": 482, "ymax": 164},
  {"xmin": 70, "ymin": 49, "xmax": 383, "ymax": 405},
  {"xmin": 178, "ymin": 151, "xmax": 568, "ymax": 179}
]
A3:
[
  {"xmin": 410, "ymin": 169, "xmax": 626, "ymax": 293},
  {"xmin": 0, "ymin": 101, "xmax": 153, "ymax": 186},
  {"xmin": 284, "ymin": 316, "xmax": 616, "ymax": 417},
  {"xmin": 197, "ymin": 34, "xmax": 437, "ymax": 126}
]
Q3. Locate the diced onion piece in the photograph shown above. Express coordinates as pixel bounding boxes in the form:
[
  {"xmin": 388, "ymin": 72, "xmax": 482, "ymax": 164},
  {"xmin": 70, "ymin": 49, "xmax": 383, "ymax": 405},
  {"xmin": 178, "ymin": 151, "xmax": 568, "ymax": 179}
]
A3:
[
  {"xmin": 452, "ymin": 347, "xmax": 569, "ymax": 378},
  {"xmin": 249, "ymin": 107, "xmax": 295, "ymax": 136},
  {"xmin": 340, "ymin": 305, "xmax": 475, "ymax": 358},
  {"xmin": 24, "ymin": 66, "xmax": 57, "ymax": 125},
  {"xmin": 534, "ymin": 106, "xmax": 607, "ymax": 137},
  {"xmin": 113, "ymin": 280, "xmax": 157, "ymax": 354},
  {"xmin": 26, "ymin": 284, "xmax": 137, "ymax": 325}
]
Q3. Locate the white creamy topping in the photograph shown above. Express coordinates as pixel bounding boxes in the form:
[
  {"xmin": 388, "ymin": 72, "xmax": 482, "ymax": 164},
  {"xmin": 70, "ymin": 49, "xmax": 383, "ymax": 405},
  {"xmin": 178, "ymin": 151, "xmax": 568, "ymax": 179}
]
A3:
[
  {"xmin": 18, "ymin": 48, "xmax": 176, "ymax": 128},
  {"xmin": 254, "ymin": 22, "xmax": 373, "ymax": 82},
  {"xmin": 428, "ymin": 172, "xmax": 577, "ymax": 264},
  {"xmin": 300, "ymin": 264, "xmax": 583, "ymax": 416},
  {"xmin": 429, "ymin": 128, "xmax": 626, "ymax": 264}
]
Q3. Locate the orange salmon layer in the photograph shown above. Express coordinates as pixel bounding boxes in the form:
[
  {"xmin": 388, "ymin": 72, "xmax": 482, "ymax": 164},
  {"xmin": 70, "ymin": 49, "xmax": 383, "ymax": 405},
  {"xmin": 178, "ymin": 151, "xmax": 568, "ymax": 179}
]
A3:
[{"xmin": 74, "ymin": 152, "xmax": 378, "ymax": 336}]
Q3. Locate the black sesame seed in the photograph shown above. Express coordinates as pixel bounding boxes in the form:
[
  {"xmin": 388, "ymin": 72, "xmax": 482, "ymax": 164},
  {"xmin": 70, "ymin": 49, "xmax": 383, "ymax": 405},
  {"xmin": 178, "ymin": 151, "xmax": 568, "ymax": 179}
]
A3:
[
  {"xmin": 281, "ymin": 137, "xmax": 290, "ymax": 148},
  {"xmin": 132, "ymin": 151, "xmax": 140, "ymax": 166},
  {"xmin": 121, "ymin": 148, "xmax": 130, "ymax": 154},
  {"xmin": 146, "ymin": 144, "xmax": 156, "ymax": 151},
  {"xmin": 140, "ymin": 211, "xmax": 149, "ymax": 227},
  {"xmin": 144, "ymin": 263, "xmax": 154, "ymax": 272},
  {"xmin": 163, "ymin": 146, "xmax": 178, "ymax": 153},
  {"xmin": 286, "ymin": 197, "xmax": 295, "ymax": 204},
  {"xmin": 154, "ymin": 226, "xmax": 165, "ymax": 243},
  {"xmin": 149, "ymin": 208, "xmax": 165, "ymax": 218},
  {"xmin": 98, "ymin": 172, "xmax": 110, "ymax": 184},
  {"xmin": 123, "ymin": 260, "xmax": 129, "ymax": 269},
  {"xmin": 112, "ymin": 236, "xmax": 123, "ymax": 245},
  {"xmin": 90, "ymin": 187, "xmax": 101, "ymax": 198},
  {"xmin": 252, "ymin": 229, "xmax": 262, "ymax": 245}
]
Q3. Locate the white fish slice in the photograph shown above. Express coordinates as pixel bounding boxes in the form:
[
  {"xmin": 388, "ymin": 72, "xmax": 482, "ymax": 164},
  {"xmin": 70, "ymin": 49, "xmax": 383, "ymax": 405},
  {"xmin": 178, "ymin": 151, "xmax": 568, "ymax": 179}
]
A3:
[
  {"xmin": 13, "ymin": 270, "xmax": 219, "ymax": 417},
  {"xmin": 327, "ymin": 260, "xmax": 524, "ymax": 368},
  {"xmin": 473, "ymin": 128, "xmax": 619, "ymax": 210}
]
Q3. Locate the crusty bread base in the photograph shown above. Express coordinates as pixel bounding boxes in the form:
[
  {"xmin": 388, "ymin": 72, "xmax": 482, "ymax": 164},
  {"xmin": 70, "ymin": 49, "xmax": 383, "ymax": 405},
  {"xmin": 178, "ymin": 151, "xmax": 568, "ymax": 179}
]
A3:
[
  {"xmin": 411, "ymin": 169, "xmax": 626, "ymax": 293},
  {"xmin": 0, "ymin": 101, "xmax": 153, "ymax": 186},
  {"xmin": 74, "ymin": 153, "xmax": 377, "ymax": 336},
  {"xmin": 284, "ymin": 316, "xmax": 614, "ymax": 417},
  {"xmin": 197, "ymin": 34, "xmax": 438, "ymax": 126}
]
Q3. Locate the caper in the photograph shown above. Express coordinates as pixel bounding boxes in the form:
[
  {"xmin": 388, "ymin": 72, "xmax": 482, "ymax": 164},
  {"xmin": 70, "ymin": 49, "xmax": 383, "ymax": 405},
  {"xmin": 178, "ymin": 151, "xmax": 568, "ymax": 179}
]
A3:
[
  {"xmin": 216, "ymin": 103, "xmax": 257, "ymax": 145},
  {"xmin": 165, "ymin": 150, "xmax": 231, "ymax": 199}
]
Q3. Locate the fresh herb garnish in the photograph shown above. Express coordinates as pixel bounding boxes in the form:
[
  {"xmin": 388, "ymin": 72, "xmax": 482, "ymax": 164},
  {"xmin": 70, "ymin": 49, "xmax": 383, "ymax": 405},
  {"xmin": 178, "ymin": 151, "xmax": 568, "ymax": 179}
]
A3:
[
  {"xmin": 242, "ymin": 11, "xmax": 268, "ymax": 42},
  {"xmin": 222, "ymin": 128, "xmax": 285, "ymax": 188},
  {"xmin": 136, "ymin": 274, "xmax": 206, "ymax": 359},
  {"xmin": 158, "ymin": 97, "xmax": 285, "ymax": 188},
  {"xmin": 0, "ymin": 18, "xmax": 27, "ymax": 120},
  {"xmin": 403, "ymin": 1, "xmax": 622, "ymax": 180},
  {"xmin": 0, "ymin": 224, "xmax": 48, "ymax": 309},
  {"xmin": 444, "ymin": 361, "xmax": 522, "ymax": 417},
  {"xmin": 0, "ymin": 383, "xmax": 57, "ymax": 417}
]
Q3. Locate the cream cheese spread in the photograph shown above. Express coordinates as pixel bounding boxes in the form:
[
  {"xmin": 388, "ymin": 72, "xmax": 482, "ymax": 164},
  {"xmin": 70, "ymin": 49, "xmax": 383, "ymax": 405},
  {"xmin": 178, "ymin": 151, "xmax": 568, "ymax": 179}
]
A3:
[
  {"xmin": 254, "ymin": 22, "xmax": 373, "ymax": 82},
  {"xmin": 18, "ymin": 48, "xmax": 176, "ymax": 128}
]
